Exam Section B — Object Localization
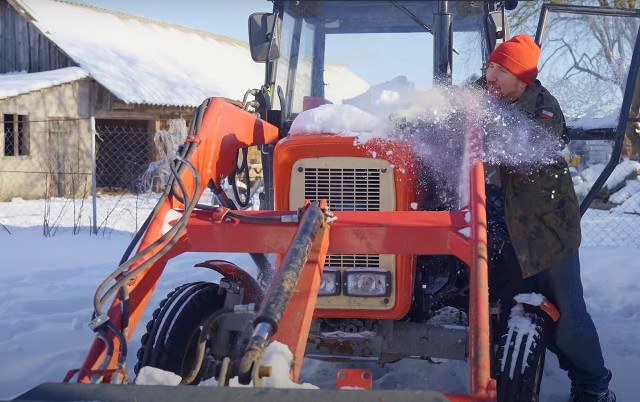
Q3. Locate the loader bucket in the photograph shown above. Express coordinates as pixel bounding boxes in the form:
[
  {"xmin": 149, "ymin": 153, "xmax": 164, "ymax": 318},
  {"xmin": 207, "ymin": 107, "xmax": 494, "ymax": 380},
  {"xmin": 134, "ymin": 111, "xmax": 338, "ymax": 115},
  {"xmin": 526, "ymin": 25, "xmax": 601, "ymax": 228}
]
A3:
[{"xmin": 13, "ymin": 382, "xmax": 470, "ymax": 402}]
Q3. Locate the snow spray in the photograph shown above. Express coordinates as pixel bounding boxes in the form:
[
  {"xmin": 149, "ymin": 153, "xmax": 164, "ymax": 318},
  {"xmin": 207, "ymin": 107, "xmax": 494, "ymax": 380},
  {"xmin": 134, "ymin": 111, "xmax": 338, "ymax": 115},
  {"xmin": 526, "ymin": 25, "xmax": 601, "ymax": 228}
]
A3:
[{"xmin": 390, "ymin": 86, "xmax": 565, "ymax": 208}]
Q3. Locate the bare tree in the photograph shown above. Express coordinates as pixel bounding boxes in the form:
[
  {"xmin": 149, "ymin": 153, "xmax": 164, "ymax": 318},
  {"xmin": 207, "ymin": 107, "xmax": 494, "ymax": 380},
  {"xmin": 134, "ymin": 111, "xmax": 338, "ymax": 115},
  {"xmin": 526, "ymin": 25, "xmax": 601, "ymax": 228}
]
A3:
[{"xmin": 508, "ymin": 0, "xmax": 637, "ymax": 33}]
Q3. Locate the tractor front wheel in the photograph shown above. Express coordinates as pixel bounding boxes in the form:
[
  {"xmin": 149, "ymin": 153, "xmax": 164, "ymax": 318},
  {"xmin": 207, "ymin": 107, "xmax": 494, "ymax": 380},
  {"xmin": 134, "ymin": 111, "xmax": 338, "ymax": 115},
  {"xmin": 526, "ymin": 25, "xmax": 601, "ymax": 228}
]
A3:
[{"xmin": 134, "ymin": 281, "xmax": 227, "ymax": 385}]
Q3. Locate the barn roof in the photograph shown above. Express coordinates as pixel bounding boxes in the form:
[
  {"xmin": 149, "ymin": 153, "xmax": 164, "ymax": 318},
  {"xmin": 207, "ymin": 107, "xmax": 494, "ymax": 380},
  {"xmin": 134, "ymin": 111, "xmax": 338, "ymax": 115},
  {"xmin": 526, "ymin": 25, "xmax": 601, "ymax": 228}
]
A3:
[{"xmin": 6, "ymin": 0, "xmax": 367, "ymax": 108}]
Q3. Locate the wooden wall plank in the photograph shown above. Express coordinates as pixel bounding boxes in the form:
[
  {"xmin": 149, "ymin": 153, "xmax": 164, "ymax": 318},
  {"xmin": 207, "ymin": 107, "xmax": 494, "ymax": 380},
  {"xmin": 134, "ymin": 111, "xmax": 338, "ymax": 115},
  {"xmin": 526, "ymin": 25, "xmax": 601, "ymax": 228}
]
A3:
[
  {"xmin": 28, "ymin": 24, "xmax": 38, "ymax": 71},
  {"xmin": 0, "ymin": 2, "xmax": 5, "ymax": 72},
  {"xmin": 2, "ymin": 2, "xmax": 17, "ymax": 72},
  {"xmin": 15, "ymin": 11, "xmax": 28, "ymax": 71},
  {"xmin": 39, "ymin": 34, "xmax": 50, "ymax": 70}
]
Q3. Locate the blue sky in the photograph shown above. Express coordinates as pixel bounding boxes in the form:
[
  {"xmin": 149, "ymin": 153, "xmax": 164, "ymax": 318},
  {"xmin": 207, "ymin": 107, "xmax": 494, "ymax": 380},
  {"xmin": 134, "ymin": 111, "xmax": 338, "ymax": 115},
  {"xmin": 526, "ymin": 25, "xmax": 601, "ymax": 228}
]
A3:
[{"xmin": 74, "ymin": 0, "xmax": 273, "ymax": 41}]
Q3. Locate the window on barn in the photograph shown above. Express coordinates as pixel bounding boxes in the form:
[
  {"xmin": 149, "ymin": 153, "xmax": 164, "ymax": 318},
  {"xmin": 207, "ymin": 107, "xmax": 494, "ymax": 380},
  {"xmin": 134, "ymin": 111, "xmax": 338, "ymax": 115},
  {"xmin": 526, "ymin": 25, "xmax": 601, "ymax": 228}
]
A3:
[{"xmin": 3, "ymin": 114, "xmax": 29, "ymax": 157}]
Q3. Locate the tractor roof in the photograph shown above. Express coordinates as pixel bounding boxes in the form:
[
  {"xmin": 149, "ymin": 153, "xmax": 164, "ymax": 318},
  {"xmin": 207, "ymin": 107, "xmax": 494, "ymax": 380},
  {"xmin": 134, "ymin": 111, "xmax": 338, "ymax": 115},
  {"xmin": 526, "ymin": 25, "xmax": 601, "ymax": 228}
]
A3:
[{"xmin": 282, "ymin": 0, "xmax": 489, "ymax": 34}]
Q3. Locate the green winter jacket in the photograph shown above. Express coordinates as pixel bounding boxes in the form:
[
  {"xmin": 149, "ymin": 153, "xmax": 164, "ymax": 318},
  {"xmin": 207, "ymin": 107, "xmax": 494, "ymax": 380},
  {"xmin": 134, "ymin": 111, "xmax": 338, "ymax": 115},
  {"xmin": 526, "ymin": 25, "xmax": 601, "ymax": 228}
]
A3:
[{"xmin": 500, "ymin": 80, "xmax": 581, "ymax": 278}]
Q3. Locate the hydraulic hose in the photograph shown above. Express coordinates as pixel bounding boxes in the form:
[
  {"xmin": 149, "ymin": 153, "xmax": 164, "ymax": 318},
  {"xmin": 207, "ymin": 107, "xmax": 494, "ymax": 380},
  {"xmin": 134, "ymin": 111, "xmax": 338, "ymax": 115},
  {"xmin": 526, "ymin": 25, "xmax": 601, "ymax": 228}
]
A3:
[
  {"xmin": 94, "ymin": 155, "xmax": 200, "ymax": 315},
  {"xmin": 207, "ymin": 181, "xmax": 277, "ymax": 286},
  {"xmin": 230, "ymin": 147, "xmax": 251, "ymax": 208},
  {"xmin": 117, "ymin": 141, "xmax": 196, "ymax": 266},
  {"xmin": 106, "ymin": 320, "xmax": 128, "ymax": 383},
  {"xmin": 96, "ymin": 151, "xmax": 197, "ymax": 308},
  {"xmin": 90, "ymin": 155, "xmax": 200, "ymax": 381},
  {"xmin": 115, "ymin": 92, "xmax": 208, "ymax": 267},
  {"xmin": 90, "ymin": 328, "xmax": 113, "ymax": 384}
]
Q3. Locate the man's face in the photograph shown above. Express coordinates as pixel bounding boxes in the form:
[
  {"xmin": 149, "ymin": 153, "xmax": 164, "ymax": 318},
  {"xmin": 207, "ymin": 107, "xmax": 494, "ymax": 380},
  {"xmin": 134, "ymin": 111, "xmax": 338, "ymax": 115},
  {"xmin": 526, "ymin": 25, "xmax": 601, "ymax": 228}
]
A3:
[{"xmin": 485, "ymin": 62, "xmax": 527, "ymax": 102}]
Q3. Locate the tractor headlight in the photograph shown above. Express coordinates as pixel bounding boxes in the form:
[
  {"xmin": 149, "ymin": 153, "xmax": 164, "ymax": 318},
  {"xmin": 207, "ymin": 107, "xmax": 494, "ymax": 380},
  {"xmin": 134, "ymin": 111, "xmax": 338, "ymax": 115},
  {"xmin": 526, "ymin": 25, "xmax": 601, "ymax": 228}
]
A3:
[
  {"xmin": 319, "ymin": 269, "xmax": 341, "ymax": 296},
  {"xmin": 344, "ymin": 269, "xmax": 391, "ymax": 297}
]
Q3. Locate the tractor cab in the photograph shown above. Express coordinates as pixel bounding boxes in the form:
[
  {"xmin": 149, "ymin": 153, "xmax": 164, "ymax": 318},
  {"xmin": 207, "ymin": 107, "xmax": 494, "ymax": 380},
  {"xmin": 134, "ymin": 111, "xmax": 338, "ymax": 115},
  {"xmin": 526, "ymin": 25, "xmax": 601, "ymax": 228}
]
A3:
[
  {"xmin": 254, "ymin": 1, "xmax": 500, "ymax": 110},
  {"xmin": 249, "ymin": 0, "xmax": 514, "ymax": 209}
]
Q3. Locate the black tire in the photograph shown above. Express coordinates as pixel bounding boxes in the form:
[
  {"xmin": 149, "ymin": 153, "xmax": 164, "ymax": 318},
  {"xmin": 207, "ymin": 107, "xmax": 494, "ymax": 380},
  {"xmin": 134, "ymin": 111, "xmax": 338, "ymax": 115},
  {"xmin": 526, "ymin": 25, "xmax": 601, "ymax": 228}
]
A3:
[
  {"xmin": 134, "ymin": 281, "xmax": 226, "ymax": 384},
  {"xmin": 496, "ymin": 306, "xmax": 546, "ymax": 402}
]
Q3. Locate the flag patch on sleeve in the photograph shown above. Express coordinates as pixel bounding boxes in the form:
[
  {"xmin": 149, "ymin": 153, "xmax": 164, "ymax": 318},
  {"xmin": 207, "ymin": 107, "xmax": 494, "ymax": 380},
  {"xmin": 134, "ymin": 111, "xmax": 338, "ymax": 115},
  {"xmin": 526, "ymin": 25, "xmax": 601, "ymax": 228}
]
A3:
[{"xmin": 540, "ymin": 110, "xmax": 554, "ymax": 119}]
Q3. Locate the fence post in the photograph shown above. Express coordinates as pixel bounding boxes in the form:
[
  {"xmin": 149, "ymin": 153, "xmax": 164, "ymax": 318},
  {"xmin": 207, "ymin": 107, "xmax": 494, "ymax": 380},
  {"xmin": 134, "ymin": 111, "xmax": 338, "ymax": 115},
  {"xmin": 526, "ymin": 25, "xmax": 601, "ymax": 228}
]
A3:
[{"xmin": 91, "ymin": 116, "xmax": 98, "ymax": 235}]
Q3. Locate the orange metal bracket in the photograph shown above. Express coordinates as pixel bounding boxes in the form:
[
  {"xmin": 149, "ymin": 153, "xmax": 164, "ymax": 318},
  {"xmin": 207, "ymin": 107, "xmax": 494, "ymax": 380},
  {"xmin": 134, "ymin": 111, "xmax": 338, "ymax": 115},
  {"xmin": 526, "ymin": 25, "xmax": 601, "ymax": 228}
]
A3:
[
  {"xmin": 539, "ymin": 298, "xmax": 561, "ymax": 322},
  {"xmin": 518, "ymin": 296, "xmax": 561, "ymax": 322},
  {"xmin": 336, "ymin": 368, "xmax": 373, "ymax": 390},
  {"xmin": 465, "ymin": 111, "xmax": 494, "ymax": 400}
]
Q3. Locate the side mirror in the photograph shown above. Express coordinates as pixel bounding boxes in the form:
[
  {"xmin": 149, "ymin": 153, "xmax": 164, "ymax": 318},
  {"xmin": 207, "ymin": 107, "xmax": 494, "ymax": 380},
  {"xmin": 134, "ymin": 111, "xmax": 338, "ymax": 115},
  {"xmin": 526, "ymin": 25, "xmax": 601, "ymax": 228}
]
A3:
[{"xmin": 248, "ymin": 12, "xmax": 280, "ymax": 63}]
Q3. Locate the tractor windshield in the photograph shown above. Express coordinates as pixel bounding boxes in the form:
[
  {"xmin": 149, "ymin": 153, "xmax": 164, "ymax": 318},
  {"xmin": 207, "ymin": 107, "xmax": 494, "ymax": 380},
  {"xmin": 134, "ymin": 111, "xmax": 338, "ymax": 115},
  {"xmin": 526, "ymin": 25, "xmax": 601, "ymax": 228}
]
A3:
[{"xmin": 273, "ymin": 0, "xmax": 491, "ymax": 120}]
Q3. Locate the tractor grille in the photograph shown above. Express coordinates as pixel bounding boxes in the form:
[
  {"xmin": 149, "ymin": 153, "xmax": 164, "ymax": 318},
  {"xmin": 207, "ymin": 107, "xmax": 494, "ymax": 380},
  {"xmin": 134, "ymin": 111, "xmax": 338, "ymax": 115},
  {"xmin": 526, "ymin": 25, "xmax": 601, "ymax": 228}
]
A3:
[
  {"xmin": 289, "ymin": 157, "xmax": 396, "ymax": 309},
  {"xmin": 325, "ymin": 254, "xmax": 380, "ymax": 268},
  {"xmin": 303, "ymin": 167, "xmax": 381, "ymax": 211}
]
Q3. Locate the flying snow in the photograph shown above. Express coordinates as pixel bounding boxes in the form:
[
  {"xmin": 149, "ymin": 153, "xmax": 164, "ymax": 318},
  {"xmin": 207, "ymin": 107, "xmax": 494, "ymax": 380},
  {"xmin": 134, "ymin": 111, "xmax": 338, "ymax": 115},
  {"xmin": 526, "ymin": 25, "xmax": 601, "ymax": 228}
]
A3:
[{"xmin": 290, "ymin": 76, "xmax": 567, "ymax": 207}]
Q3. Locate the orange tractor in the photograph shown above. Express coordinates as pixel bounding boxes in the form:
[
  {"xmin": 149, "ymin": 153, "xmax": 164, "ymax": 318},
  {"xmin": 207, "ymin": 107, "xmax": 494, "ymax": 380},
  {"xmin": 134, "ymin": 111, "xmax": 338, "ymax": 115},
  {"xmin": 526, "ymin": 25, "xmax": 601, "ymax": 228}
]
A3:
[{"xmin": 14, "ymin": 1, "xmax": 640, "ymax": 402}]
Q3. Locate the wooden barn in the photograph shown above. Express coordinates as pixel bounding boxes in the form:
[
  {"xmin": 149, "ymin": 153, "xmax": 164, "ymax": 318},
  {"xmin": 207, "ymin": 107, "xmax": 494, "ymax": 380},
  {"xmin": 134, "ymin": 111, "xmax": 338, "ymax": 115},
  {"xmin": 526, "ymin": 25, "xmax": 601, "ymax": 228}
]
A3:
[{"xmin": 0, "ymin": 0, "xmax": 367, "ymax": 201}]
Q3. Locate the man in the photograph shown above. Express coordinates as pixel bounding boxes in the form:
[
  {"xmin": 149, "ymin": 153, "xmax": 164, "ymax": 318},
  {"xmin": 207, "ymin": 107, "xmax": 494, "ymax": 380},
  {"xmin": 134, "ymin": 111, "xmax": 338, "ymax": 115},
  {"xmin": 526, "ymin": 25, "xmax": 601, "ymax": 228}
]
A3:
[{"xmin": 484, "ymin": 34, "xmax": 615, "ymax": 402}]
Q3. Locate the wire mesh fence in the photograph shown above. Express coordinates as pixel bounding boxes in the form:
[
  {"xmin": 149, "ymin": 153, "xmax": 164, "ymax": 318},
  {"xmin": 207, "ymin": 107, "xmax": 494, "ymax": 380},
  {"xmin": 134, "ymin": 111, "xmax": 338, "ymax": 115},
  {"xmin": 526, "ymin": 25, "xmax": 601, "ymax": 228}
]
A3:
[
  {"xmin": 0, "ymin": 117, "xmax": 167, "ymax": 235},
  {"xmin": 0, "ymin": 116, "xmax": 638, "ymax": 246},
  {"xmin": 569, "ymin": 137, "xmax": 640, "ymax": 247},
  {"xmin": 95, "ymin": 123, "xmax": 154, "ymax": 192}
]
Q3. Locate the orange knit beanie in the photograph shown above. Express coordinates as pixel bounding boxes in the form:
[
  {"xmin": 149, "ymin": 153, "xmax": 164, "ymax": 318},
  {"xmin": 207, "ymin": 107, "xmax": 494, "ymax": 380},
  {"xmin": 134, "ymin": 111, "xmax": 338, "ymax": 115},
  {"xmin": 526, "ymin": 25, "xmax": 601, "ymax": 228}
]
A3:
[{"xmin": 488, "ymin": 34, "xmax": 540, "ymax": 86}]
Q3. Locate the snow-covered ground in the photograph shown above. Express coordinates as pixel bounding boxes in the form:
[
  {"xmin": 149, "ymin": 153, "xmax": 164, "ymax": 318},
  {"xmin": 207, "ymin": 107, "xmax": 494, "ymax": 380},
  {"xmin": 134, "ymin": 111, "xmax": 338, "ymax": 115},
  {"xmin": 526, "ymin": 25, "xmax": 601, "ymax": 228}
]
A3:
[{"xmin": 0, "ymin": 190, "xmax": 639, "ymax": 401}]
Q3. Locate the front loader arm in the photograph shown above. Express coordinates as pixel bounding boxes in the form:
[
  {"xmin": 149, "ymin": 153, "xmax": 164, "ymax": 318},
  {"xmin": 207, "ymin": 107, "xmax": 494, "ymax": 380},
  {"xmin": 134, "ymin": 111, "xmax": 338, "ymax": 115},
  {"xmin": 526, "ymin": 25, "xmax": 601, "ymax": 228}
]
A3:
[{"xmin": 74, "ymin": 98, "xmax": 279, "ymax": 383}]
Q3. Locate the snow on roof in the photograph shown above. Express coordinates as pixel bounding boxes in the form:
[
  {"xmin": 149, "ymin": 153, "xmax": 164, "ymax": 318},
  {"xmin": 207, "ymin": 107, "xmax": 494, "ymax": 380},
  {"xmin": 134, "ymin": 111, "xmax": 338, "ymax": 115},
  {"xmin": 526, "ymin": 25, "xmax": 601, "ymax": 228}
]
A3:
[
  {"xmin": 0, "ymin": 67, "xmax": 89, "ymax": 99},
  {"xmin": 8, "ymin": 0, "xmax": 366, "ymax": 108}
]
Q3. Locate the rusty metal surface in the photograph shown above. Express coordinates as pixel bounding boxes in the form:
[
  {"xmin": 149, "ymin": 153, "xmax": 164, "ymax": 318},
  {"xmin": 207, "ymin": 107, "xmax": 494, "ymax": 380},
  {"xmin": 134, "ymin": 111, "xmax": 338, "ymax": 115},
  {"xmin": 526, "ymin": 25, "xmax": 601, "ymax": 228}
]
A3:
[
  {"xmin": 304, "ymin": 321, "xmax": 467, "ymax": 362},
  {"xmin": 306, "ymin": 332, "xmax": 383, "ymax": 359},
  {"xmin": 384, "ymin": 322, "xmax": 468, "ymax": 361}
]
